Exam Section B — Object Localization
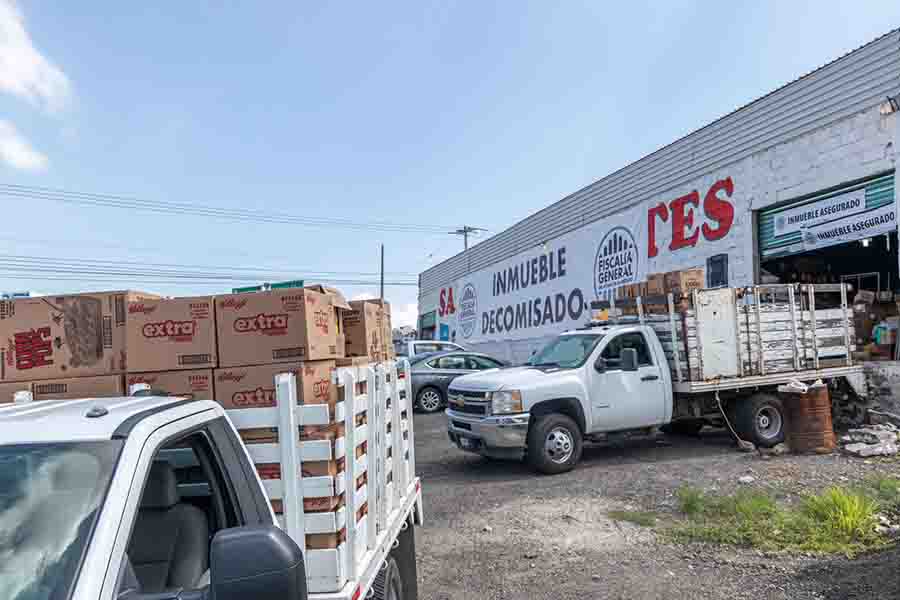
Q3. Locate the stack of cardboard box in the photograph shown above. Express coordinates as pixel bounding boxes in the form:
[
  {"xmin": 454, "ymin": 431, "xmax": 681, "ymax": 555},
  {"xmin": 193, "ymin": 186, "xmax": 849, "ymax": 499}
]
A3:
[
  {"xmin": 616, "ymin": 267, "xmax": 706, "ymax": 302},
  {"xmin": 344, "ymin": 299, "xmax": 394, "ymax": 362},
  {"xmin": 212, "ymin": 287, "xmax": 362, "ymax": 545},
  {"xmin": 0, "ymin": 290, "xmax": 159, "ymax": 403},
  {"xmin": 125, "ymin": 296, "xmax": 217, "ymax": 399}
]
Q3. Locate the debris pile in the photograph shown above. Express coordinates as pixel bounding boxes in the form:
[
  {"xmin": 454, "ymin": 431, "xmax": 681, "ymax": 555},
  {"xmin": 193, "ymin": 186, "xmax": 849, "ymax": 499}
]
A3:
[{"xmin": 840, "ymin": 423, "xmax": 899, "ymax": 457}]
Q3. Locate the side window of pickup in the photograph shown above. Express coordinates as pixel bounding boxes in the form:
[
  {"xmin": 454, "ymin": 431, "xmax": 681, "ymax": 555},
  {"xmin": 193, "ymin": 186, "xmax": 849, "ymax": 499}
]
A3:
[
  {"xmin": 119, "ymin": 429, "xmax": 239, "ymax": 595},
  {"xmin": 601, "ymin": 332, "xmax": 653, "ymax": 368}
]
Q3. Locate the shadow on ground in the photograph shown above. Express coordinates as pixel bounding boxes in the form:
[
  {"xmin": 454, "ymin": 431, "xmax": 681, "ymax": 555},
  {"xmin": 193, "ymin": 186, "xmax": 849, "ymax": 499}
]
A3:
[{"xmin": 798, "ymin": 543, "xmax": 900, "ymax": 599}]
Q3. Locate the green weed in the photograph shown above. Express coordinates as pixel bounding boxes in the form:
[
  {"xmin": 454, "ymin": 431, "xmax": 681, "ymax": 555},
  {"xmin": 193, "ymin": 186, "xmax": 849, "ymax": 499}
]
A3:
[{"xmin": 608, "ymin": 510, "xmax": 657, "ymax": 527}]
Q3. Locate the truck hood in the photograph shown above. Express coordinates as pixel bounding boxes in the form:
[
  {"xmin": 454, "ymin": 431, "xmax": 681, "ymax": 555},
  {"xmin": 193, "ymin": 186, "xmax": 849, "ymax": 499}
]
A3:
[{"xmin": 450, "ymin": 366, "xmax": 570, "ymax": 392}]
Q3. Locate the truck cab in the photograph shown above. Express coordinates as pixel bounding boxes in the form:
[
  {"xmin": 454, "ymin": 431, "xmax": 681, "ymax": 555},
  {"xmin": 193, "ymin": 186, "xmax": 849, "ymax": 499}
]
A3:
[
  {"xmin": 447, "ymin": 325, "xmax": 673, "ymax": 474},
  {"xmin": 0, "ymin": 388, "xmax": 420, "ymax": 600}
]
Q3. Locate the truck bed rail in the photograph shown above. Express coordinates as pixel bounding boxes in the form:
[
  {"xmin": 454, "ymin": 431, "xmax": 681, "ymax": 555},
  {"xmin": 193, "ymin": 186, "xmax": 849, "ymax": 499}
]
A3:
[{"xmin": 223, "ymin": 359, "xmax": 421, "ymax": 597}]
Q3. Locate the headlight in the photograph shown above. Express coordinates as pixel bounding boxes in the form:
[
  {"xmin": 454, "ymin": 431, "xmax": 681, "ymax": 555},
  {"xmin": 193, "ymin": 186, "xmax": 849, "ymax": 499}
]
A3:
[{"xmin": 491, "ymin": 390, "xmax": 523, "ymax": 414}]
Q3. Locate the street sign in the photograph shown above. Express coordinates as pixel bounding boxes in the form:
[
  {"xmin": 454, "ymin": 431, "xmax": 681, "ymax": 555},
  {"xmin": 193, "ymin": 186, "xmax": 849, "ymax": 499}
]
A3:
[
  {"xmin": 270, "ymin": 279, "xmax": 304, "ymax": 290},
  {"xmin": 232, "ymin": 280, "xmax": 304, "ymax": 294}
]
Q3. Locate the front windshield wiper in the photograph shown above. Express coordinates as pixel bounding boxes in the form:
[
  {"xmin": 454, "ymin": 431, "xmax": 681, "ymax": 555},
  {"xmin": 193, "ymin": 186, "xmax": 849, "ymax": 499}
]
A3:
[{"xmin": 529, "ymin": 362, "xmax": 561, "ymax": 367}]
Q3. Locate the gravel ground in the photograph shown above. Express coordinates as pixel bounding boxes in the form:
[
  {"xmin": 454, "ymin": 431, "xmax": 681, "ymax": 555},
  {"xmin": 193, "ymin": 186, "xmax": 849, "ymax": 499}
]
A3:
[{"xmin": 412, "ymin": 412, "xmax": 900, "ymax": 599}]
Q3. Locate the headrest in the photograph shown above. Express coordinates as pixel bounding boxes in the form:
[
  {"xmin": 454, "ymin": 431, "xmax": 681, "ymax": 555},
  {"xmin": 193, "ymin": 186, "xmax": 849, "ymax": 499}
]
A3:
[{"xmin": 141, "ymin": 461, "xmax": 179, "ymax": 509}]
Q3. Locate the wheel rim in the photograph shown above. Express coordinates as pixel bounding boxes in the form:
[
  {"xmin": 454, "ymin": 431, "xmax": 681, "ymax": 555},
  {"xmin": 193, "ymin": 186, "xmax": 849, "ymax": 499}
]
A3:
[
  {"xmin": 544, "ymin": 426, "xmax": 575, "ymax": 464},
  {"xmin": 755, "ymin": 405, "xmax": 783, "ymax": 441},
  {"xmin": 419, "ymin": 389, "xmax": 441, "ymax": 412}
]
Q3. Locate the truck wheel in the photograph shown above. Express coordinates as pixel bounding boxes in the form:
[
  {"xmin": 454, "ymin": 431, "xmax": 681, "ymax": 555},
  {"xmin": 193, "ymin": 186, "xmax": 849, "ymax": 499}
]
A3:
[
  {"xmin": 416, "ymin": 387, "xmax": 444, "ymax": 414},
  {"xmin": 736, "ymin": 393, "xmax": 785, "ymax": 448},
  {"xmin": 527, "ymin": 414, "xmax": 582, "ymax": 474},
  {"xmin": 393, "ymin": 517, "xmax": 418, "ymax": 600},
  {"xmin": 372, "ymin": 556, "xmax": 403, "ymax": 600}
]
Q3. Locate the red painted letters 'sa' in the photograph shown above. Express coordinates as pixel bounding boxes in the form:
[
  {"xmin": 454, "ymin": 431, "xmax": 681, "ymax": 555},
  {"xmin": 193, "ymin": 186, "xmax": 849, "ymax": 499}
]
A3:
[
  {"xmin": 669, "ymin": 191, "xmax": 700, "ymax": 251},
  {"xmin": 702, "ymin": 177, "xmax": 735, "ymax": 241},
  {"xmin": 647, "ymin": 202, "xmax": 669, "ymax": 258}
]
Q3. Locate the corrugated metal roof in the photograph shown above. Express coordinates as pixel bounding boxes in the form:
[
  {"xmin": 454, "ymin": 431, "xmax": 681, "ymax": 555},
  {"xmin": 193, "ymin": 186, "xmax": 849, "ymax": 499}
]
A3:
[{"xmin": 420, "ymin": 28, "xmax": 900, "ymax": 296}]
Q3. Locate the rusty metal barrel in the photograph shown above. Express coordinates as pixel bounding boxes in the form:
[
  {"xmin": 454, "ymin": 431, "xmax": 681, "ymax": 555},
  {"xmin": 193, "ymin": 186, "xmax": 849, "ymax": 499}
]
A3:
[{"xmin": 782, "ymin": 382, "xmax": 835, "ymax": 453}]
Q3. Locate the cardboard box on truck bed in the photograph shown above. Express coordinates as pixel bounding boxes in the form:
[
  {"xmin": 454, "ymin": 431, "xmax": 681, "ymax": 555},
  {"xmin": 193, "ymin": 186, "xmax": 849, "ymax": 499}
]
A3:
[
  {"xmin": 0, "ymin": 290, "xmax": 159, "ymax": 383},
  {"xmin": 127, "ymin": 297, "xmax": 217, "ymax": 373},
  {"xmin": 345, "ymin": 300, "xmax": 392, "ymax": 361},
  {"xmin": 664, "ymin": 268, "xmax": 705, "ymax": 297},
  {"xmin": 215, "ymin": 289, "xmax": 337, "ymax": 367},
  {"xmin": 126, "ymin": 369, "xmax": 214, "ymax": 400},
  {"xmin": 31, "ymin": 374, "xmax": 124, "ymax": 401},
  {"xmin": 305, "ymin": 284, "xmax": 351, "ymax": 358},
  {"xmin": 214, "ymin": 359, "xmax": 339, "ymax": 412},
  {"xmin": 0, "ymin": 380, "xmax": 29, "ymax": 403}
]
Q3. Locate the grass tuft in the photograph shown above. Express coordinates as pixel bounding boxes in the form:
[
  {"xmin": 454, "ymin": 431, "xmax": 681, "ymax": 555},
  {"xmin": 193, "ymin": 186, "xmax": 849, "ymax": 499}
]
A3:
[
  {"xmin": 676, "ymin": 486, "xmax": 705, "ymax": 516},
  {"xmin": 608, "ymin": 510, "xmax": 657, "ymax": 527},
  {"xmin": 667, "ymin": 485, "xmax": 888, "ymax": 556}
]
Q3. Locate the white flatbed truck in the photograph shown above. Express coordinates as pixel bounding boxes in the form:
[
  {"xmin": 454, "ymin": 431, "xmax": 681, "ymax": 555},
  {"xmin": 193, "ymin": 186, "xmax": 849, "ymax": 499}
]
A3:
[
  {"xmin": 0, "ymin": 360, "xmax": 422, "ymax": 600},
  {"xmin": 447, "ymin": 284, "xmax": 867, "ymax": 473}
]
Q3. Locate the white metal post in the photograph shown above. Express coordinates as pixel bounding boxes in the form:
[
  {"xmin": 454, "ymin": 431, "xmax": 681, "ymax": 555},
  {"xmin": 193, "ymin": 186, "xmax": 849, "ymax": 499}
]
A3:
[
  {"xmin": 788, "ymin": 285, "xmax": 800, "ymax": 371},
  {"xmin": 389, "ymin": 361, "xmax": 403, "ymax": 508},
  {"xmin": 275, "ymin": 373, "xmax": 305, "ymax": 554},
  {"xmin": 753, "ymin": 287, "xmax": 764, "ymax": 375},
  {"xmin": 840, "ymin": 283, "xmax": 851, "ymax": 366},
  {"xmin": 402, "ymin": 359, "xmax": 416, "ymax": 486},
  {"xmin": 667, "ymin": 293, "xmax": 682, "ymax": 383},
  {"xmin": 342, "ymin": 369, "xmax": 357, "ymax": 581},
  {"xmin": 364, "ymin": 366, "xmax": 377, "ymax": 551},
  {"xmin": 808, "ymin": 285, "xmax": 819, "ymax": 370}
]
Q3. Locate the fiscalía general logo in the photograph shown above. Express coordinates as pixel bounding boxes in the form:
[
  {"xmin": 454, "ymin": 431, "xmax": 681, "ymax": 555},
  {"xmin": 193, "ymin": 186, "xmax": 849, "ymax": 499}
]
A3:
[
  {"xmin": 458, "ymin": 283, "xmax": 478, "ymax": 339},
  {"xmin": 594, "ymin": 227, "xmax": 639, "ymax": 300}
]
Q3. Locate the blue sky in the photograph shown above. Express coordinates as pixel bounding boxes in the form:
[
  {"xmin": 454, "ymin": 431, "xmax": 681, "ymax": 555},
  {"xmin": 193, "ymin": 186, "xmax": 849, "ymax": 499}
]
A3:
[{"xmin": 1, "ymin": 1, "xmax": 899, "ymax": 326}]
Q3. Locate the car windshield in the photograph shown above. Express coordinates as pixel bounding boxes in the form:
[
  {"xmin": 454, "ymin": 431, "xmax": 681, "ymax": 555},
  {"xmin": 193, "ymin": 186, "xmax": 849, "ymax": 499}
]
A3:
[
  {"xmin": 0, "ymin": 442, "xmax": 122, "ymax": 600},
  {"xmin": 528, "ymin": 334, "xmax": 604, "ymax": 368}
]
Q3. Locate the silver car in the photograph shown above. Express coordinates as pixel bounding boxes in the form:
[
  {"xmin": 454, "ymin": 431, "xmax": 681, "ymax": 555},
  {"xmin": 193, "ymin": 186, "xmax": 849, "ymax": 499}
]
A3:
[{"xmin": 410, "ymin": 351, "xmax": 507, "ymax": 413}]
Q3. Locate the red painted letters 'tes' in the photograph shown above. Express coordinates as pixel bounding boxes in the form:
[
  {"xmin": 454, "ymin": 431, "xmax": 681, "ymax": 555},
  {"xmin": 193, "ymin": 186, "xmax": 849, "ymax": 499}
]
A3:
[{"xmin": 647, "ymin": 176, "xmax": 735, "ymax": 258}]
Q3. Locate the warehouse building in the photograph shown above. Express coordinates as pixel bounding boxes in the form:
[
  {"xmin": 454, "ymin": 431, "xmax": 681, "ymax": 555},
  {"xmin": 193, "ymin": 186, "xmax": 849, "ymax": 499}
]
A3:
[{"xmin": 418, "ymin": 29, "xmax": 900, "ymax": 369}]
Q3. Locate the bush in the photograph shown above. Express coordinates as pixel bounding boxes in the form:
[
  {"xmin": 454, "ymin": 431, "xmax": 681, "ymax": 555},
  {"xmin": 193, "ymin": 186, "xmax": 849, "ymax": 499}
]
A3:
[
  {"xmin": 676, "ymin": 486, "xmax": 705, "ymax": 516},
  {"xmin": 803, "ymin": 487, "xmax": 879, "ymax": 540}
]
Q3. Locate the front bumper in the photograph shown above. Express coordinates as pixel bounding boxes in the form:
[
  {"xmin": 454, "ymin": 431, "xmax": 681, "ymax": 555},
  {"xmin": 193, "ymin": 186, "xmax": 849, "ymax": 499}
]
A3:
[{"xmin": 446, "ymin": 409, "xmax": 530, "ymax": 460}]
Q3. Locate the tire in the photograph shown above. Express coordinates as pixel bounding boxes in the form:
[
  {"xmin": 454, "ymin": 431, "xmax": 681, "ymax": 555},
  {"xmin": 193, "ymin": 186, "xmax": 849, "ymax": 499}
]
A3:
[
  {"xmin": 735, "ymin": 393, "xmax": 785, "ymax": 448},
  {"xmin": 661, "ymin": 419, "xmax": 705, "ymax": 436},
  {"xmin": 394, "ymin": 518, "xmax": 418, "ymax": 600},
  {"xmin": 527, "ymin": 413, "xmax": 583, "ymax": 475},
  {"xmin": 372, "ymin": 556, "xmax": 403, "ymax": 600},
  {"xmin": 416, "ymin": 387, "xmax": 444, "ymax": 414}
]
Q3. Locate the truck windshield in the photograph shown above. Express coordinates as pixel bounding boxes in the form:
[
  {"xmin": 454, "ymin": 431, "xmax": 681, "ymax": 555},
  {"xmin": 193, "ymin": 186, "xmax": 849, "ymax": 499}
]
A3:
[
  {"xmin": 528, "ymin": 334, "xmax": 604, "ymax": 368},
  {"xmin": 0, "ymin": 441, "xmax": 122, "ymax": 600}
]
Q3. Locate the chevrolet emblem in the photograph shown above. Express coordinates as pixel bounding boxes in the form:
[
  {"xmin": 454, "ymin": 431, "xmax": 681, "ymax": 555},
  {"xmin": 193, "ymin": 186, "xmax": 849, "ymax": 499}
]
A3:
[{"xmin": 450, "ymin": 394, "xmax": 465, "ymax": 407}]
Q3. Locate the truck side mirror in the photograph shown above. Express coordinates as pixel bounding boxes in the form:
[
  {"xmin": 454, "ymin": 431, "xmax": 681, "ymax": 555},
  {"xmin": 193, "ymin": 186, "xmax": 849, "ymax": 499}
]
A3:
[
  {"xmin": 620, "ymin": 348, "xmax": 639, "ymax": 372},
  {"xmin": 210, "ymin": 525, "xmax": 307, "ymax": 600},
  {"xmin": 594, "ymin": 356, "xmax": 606, "ymax": 373}
]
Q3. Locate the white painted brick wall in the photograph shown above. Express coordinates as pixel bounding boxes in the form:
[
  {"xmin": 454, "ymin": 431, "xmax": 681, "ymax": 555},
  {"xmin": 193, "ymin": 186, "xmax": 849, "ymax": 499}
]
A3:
[{"xmin": 418, "ymin": 105, "xmax": 898, "ymax": 355}]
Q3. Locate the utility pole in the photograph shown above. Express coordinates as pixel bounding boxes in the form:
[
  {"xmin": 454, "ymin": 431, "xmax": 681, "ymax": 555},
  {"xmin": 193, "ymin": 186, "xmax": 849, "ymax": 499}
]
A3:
[{"xmin": 449, "ymin": 226, "xmax": 488, "ymax": 251}]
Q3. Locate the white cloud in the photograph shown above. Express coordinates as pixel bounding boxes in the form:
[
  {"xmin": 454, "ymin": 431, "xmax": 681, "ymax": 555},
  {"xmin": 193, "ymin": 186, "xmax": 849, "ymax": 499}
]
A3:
[
  {"xmin": 0, "ymin": 120, "xmax": 47, "ymax": 170},
  {"xmin": 0, "ymin": 0, "xmax": 71, "ymax": 112},
  {"xmin": 392, "ymin": 302, "xmax": 418, "ymax": 329},
  {"xmin": 351, "ymin": 291, "xmax": 381, "ymax": 302}
]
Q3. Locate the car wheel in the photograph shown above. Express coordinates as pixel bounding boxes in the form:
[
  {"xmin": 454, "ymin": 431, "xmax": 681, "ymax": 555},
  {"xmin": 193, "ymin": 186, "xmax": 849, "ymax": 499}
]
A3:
[
  {"xmin": 527, "ymin": 413, "xmax": 582, "ymax": 475},
  {"xmin": 416, "ymin": 387, "xmax": 444, "ymax": 413}
]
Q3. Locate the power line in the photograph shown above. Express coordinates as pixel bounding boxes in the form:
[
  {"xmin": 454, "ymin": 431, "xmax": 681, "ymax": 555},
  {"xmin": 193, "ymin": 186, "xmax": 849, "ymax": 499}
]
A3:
[
  {"xmin": 0, "ymin": 183, "xmax": 457, "ymax": 234},
  {"xmin": 0, "ymin": 273, "xmax": 419, "ymax": 287},
  {"xmin": 0, "ymin": 233, "xmax": 418, "ymax": 277},
  {"xmin": 0, "ymin": 253, "xmax": 418, "ymax": 278}
]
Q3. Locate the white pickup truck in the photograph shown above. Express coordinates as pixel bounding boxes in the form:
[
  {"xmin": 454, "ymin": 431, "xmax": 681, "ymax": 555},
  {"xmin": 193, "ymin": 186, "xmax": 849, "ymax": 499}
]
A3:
[
  {"xmin": 0, "ymin": 361, "xmax": 422, "ymax": 600},
  {"xmin": 447, "ymin": 284, "xmax": 867, "ymax": 474}
]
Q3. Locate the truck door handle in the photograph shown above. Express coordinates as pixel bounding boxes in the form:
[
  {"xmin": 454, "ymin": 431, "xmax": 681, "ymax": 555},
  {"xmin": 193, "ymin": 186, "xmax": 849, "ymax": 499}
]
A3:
[{"xmin": 641, "ymin": 374, "xmax": 659, "ymax": 381}]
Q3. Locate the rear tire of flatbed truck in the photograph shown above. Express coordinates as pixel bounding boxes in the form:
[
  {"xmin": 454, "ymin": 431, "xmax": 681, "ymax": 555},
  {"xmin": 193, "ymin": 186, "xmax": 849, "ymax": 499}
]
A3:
[
  {"xmin": 735, "ymin": 392, "xmax": 785, "ymax": 448},
  {"xmin": 373, "ymin": 516, "xmax": 418, "ymax": 600}
]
